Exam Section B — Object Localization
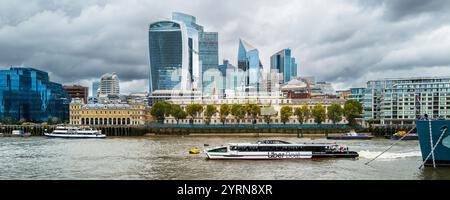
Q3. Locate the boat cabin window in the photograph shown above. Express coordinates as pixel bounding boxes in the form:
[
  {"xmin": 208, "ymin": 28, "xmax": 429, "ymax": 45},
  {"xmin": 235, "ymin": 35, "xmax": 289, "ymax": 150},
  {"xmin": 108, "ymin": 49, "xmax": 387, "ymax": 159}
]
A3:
[
  {"xmin": 234, "ymin": 145, "xmax": 327, "ymax": 152},
  {"xmin": 257, "ymin": 140, "xmax": 291, "ymax": 144},
  {"xmin": 208, "ymin": 147, "xmax": 227, "ymax": 153}
]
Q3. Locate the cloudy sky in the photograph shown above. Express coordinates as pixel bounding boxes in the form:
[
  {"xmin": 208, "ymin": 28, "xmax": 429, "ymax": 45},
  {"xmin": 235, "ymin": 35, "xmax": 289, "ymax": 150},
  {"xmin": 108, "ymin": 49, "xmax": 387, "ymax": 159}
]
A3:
[{"xmin": 1, "ymin": 0, "xmax": 450, "ymax": 94}]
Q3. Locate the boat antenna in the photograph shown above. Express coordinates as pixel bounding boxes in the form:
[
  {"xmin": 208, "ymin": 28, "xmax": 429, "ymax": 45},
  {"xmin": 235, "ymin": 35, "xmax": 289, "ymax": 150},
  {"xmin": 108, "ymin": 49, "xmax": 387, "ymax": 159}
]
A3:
[{"xmin": 365, "ymin": 126, "xmax": 416, "ymax": 166}]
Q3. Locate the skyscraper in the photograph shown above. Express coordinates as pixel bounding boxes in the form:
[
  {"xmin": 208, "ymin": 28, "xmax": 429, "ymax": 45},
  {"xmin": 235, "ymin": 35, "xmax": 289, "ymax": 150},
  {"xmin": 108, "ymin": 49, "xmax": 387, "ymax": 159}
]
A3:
[
  {"xmin": 237, "ymin": 39, "xmax": 263, "ymax": 93},
  {"xmin": 148, "ymin": 12, "xmax": 218, "ymax": 94},
  {"xmin": 199, "ymin": 32, "xmax": 219, "ymax": 75},
  {"xmin": 92, "ymin": 81, "xmax": 99, "ymax": 97},
  {"xmin": 148, "ymin": 20, "xmax": 187, "ymax": 93},
  {"xmin": 270, "ymin": 48, "xmax": 298, "ymax": 83},
  {"xmin": 0, "ymin": 67, "xmax": 70, "ymax": 122},
  {"xmin": 98, "ymin": 72, "xmax": 120, "ymax": 97}
]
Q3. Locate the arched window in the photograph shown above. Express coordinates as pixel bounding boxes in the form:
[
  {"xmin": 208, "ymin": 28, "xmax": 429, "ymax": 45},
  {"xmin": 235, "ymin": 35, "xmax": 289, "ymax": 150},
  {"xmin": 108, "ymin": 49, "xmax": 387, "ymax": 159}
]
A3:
[
  {"xmin": 127, "ymin": 118, "xmax": 131, "ymax": 125},
  {"xmin": 81, "ymin": 118, "xmax": 85, "ymax": 124},
  {"xmin": 109, "ymin": 118, "xmax": 112, "ymax": 125},
  {"xmin": 113, "ymin": 118, "xmax": 116, "ymax": 125},
  {"xmin": 95, "ymin": 118, "xmax": 98, "ymax": 125}
]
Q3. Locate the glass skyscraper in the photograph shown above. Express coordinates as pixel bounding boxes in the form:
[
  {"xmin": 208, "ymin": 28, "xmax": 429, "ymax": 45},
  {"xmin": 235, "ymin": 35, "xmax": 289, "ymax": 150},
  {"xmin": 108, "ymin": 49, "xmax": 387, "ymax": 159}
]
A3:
[
  {"xmin": 237, "ymin": 39, "xmax": 263, "ymax": 93},
  {"xmin": 148, "ymin": 12, "xmax": 218, "ymax": 94},
  {"xmin": 270, "ymin": 48, "xmax": 298, "ymax": 83},
  {"xmin": 199, "ymin": 32, "xmax": 219, "ymax": 74},
  {"xmin": 0, "ymin": 67, "xmax": 70, "ymax": 122},
  {"xmin": 149, "ymin": 20, "xmax": 186, "ymax": 93}
]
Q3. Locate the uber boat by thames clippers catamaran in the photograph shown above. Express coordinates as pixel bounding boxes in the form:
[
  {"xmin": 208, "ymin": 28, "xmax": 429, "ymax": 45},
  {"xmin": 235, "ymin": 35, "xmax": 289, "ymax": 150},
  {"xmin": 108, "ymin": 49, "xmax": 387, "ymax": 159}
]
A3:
[{"xmin": 205, "ymin": 140, "xmax": 358, "ymax": 160}]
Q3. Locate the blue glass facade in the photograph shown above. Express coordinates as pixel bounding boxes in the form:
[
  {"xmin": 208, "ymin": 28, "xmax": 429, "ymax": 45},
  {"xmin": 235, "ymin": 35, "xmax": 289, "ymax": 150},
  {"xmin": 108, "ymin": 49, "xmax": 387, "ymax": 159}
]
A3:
[
  {"xmin": 149, "ymin": 12, "xmax": 218, "ymax": 93},
  {"xmin": 0, "ymin": 67, "xmax": 70, "ymax": 122},
  {"xmin": 149, "ymin": 21, "xmax": 184, "ymax": 92},
  {"xmin": 199, "ymin": 32, "xmax": 219, "ymax": 74},
  {"xmin": 270, "ymin": 48, "xmax": 297, "ymax": 83},
  {"xmin": 349, "ymin": 87, "xmax": 365, "ymax": 103},
  {"xmin": 238, "ymin": 39, "xmax": 263, "ymax": 91}
]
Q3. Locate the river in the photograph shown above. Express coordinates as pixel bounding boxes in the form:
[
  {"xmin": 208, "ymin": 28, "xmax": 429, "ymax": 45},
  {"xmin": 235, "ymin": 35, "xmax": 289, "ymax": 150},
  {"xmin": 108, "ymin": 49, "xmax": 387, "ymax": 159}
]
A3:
[{"xmin": 1, "ymin": 136, "xmax": 450, "ymax": 180}]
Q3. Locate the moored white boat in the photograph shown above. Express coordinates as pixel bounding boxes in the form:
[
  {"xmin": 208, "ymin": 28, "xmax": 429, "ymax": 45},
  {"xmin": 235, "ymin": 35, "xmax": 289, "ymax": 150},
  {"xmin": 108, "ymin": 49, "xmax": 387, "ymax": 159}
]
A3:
[{"xmin": 44, "ymin": 126, "xmax": 106, "ymax": 138}]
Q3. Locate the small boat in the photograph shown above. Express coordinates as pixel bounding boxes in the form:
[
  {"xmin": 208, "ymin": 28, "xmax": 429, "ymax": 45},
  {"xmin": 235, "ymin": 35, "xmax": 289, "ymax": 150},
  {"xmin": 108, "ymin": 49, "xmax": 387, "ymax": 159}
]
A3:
[
  {"xmin": 44, "ymin": 126, "xmax": 106, "ymax": 138},
  {"xmin": 385, "ymin": 130, "xmax": 418, "ymax": 140},
  {"xmin": 1, "ymin": 130, "xmax": 32, "ymax": 137},
  {"xmin": 205, "ymin": 140, "xmax": 358, "ymax": 160},
  {"xmin": 189, "ymin": 148, "xmax": 201, "ymax": 154},
  {"xmin": 12, "ymin": 130, "xmax": 32, "ymax": 137},
  {"xmin": 327, "ymin": 130, "xmax": 373, "ymax": 140}
]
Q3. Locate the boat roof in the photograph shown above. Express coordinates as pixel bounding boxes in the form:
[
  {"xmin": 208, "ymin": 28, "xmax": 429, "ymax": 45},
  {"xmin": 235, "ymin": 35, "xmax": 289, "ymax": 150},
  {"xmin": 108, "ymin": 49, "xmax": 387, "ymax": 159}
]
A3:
[{"xmin": 228, "ymin": 142, "xmax": 339, "ymax": 146}]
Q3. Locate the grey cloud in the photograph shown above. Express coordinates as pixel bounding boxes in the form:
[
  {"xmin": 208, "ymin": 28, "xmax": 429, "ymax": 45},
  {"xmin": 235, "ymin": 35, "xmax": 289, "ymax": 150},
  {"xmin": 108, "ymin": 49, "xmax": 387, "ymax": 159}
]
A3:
[{"xmin": 360, "ymin": 0, "xmax": 450, "ymax": 21}]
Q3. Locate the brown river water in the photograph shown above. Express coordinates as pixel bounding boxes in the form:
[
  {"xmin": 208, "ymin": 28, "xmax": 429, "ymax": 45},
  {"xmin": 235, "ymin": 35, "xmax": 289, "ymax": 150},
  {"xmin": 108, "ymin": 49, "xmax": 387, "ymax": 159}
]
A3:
[{"xmin": 1, "ymin": 136, "xmax": 450, "ymax": 179}]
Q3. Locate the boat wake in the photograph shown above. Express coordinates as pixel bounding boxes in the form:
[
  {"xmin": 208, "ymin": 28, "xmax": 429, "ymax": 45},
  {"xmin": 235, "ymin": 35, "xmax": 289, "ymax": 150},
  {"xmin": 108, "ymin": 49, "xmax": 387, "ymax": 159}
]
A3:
[{"xmin": 359, "ymin": 150, "xmax": 421, "ymax": 160}]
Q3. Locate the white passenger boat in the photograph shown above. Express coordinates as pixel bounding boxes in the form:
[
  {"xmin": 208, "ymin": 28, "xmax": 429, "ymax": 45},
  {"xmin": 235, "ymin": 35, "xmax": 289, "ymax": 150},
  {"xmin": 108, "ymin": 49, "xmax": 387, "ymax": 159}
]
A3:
[
  {"xmin": 44, "ymin": 126, "xmax": 106, "ymax": 138},
  {"xmin": 205, "ymin": 140, "xmax": 358, "ymax": 160}
]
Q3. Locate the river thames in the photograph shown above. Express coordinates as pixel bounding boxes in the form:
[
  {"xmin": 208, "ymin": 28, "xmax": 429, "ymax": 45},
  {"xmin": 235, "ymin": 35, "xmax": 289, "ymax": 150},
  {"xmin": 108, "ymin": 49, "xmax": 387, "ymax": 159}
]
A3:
[{"xmin": 1, "ymin": 136, "xmax": 450, "ymax": 180}]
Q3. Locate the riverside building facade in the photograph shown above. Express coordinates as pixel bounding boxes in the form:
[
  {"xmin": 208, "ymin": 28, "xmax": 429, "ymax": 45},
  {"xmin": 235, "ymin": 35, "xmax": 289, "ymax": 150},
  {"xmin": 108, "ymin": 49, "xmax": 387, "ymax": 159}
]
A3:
[
  {"xmin": 362, "ymin": 77, "xmax": 450, "ymax": 125},
  {"xmin": 69, "ymin": 98, "xmax": 146, "ymax": 126},
  {"xmin": 0, "ymin": 67, "xmax": 70, "ymax": 122},
  {"xmin": 164, "ymin": 96, "xmax": 347, "ymax": 125}
]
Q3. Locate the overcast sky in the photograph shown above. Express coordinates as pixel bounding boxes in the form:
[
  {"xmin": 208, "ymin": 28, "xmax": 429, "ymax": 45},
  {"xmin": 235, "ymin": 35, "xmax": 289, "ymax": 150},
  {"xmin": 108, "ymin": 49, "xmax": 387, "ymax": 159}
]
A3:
[{"xmin": 1, "ymin": 0, "xmax": 450, "ymax": 94}]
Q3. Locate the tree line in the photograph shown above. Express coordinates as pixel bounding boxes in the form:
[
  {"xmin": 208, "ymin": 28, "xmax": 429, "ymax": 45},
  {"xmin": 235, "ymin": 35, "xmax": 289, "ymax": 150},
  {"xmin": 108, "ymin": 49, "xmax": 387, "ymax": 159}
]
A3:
[{"xmin": 150, "ymin": 99, "xmax": 362, "ymax": 126}]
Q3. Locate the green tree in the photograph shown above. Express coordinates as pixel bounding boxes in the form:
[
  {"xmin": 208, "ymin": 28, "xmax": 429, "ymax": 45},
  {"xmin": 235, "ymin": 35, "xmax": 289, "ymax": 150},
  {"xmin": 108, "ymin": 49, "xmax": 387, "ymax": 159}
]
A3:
[
  {"xmin": 280, "ymin": 106, "xmax": 293, "ymax": 124},
  {"xmin": 231, "ymin": 104, "xmax": 245, "ymax": 124},
  {"xmin": 0, "ymin": 116, "xmax": 14, "ymax": 125},
  {"xmin": 204, "ymin": 105, "xmax": 218, "ymax": 125},
  {"xmin": 367, "ymin": 118, "xmax": 381, "ymax": 127},
  {"xmin": 294, "ymin": 105, "xmax": 310, "ymax": 124},
  {"xmin": 170, "ymin": 104, "xmax": 187, "ymax": 124},
  {"xmin": 150, "ymin": 101, "xmax": 171, "ymax": 123},
  {"xmin": 344, "ymin": 100, "xmax": 363, "ymax": 126},
  {"xmin": 47, "ymin": 117, "xmax": 61, "ymax": 125},
  {"xmin": 19, "ymin": 118, "xmax": 27, "ymax": 125},
  {"xmin": 311, "ymin": 104, "xmax": 326, "ymax": 124},
  {"xmin": 245, "ymin": 103, "xmax": 260, "ymax": 124},
  {"xmin": 186, "ymin": 104, "xmax": 204, "ymax": 124},
  {"xmin": 327, "ymin": 103, "xmax": 343, "ymax": 124},
  {"xmin": 219, "ymin": 104, "xmax": 231, "ymax": 125}
]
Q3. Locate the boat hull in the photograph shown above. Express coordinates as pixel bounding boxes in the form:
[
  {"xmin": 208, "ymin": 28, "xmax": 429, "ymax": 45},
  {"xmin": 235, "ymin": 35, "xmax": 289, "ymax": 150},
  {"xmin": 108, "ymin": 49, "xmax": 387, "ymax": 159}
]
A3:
[
  {"xmin": 327, "ymin": 135, "xmax": 373, "ymax": 140},
  {"xmin": 44, "ymin": 133, "xmax": 106, "ymax": 138},
  {"xmin": 0, "ymin": 134, "xmax": 31, "ymax": 137},
  {"xmin": 416, "ymin": 120, "xmax": 450, "ymax": 167}
]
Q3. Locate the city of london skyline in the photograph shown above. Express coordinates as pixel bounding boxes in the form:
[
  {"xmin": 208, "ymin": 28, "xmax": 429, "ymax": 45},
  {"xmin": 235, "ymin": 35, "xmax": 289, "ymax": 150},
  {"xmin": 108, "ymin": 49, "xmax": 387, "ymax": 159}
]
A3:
[{"xmin": 1, "ymin": 0, "xmax": 450, "ymax": 94}]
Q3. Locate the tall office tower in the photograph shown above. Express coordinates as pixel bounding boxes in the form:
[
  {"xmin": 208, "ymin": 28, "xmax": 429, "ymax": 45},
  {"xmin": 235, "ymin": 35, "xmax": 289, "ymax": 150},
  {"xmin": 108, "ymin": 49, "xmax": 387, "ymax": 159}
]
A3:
[
  {"xmin": 98, "ymin": 72, "xmax": 120, "ymax": 97},
  {"xmin": 0, "ymin": 67, "xmax": 70, "ymax": 122},
  {"xmin": 199, "ymin": 32, "xmax": 219, "ymax": 74},
  {"xmin": 237, "ymin": 39, "xmax": 263, "ymax": 94},
  {"xmin": 270, "ymin": 48, "xmax": 298, "ymax": 83},
  {"xmin": 148, "ymin": 12, "xmax": 218, "ymax": 94},
  {"xmin": 92, "ymin": 81, "xmax": 99, "ymax": 97}
]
